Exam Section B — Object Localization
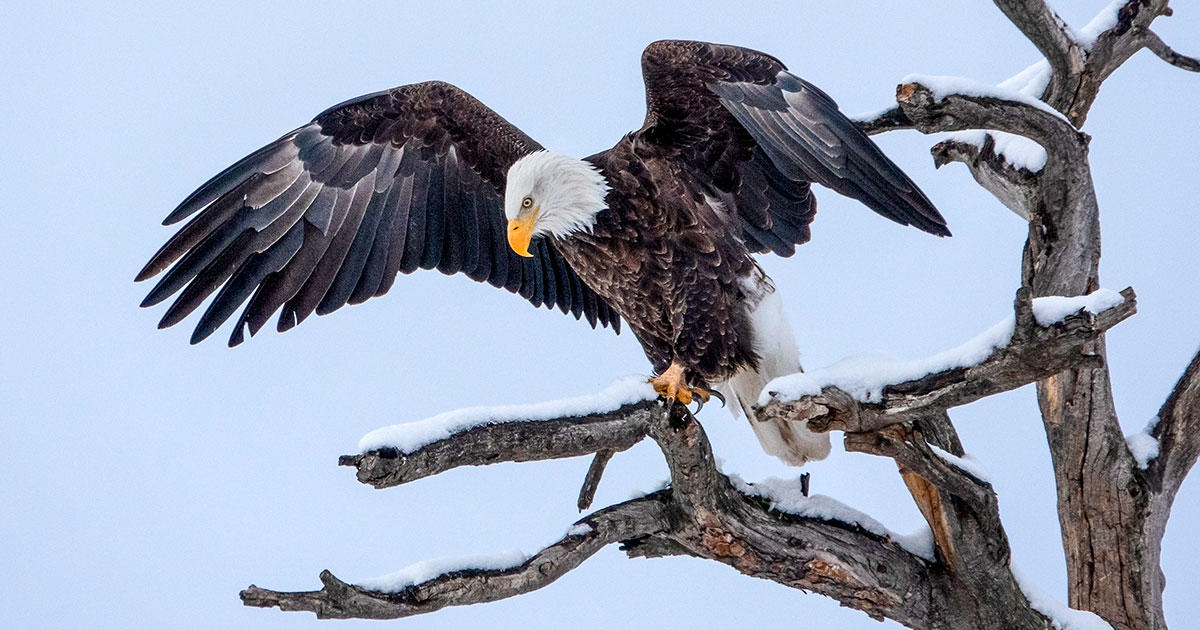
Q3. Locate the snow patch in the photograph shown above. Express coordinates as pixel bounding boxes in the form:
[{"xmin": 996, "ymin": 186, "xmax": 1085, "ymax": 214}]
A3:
[
  {"xmin": 358, "ymin": 375, "xmax": 657, "ymax": 453},
  {"xmin": 848, "ymin": 103, "xmax": 899, "ymax": 124},
  {"xmin": 928, "ymin": 444, "xmax": 992, "ymax": 484},
  {"xmin": 762, "ymin": 290, "xmax": 1124, "ymax": 405},
  {"xmin": 945, "ymin": 129, "xmax": 1048, "ymax": 172},
  {"xmin": 1031, "ymin": 288, "xmax": 1124, "ymax": 326},
  {"xmin": 356, "ymin": 550, "xmax": 530, "ymax": 593},
  {"xmin": 728, "ymin": 474, "xmax": 936, "ymax": 561},
  {"xmin": 1125, "ymin": 416, "xmax": 1161, "ymax": 469},
  {"xmin": 1075, "ymin": 0, "xmax": 1126, "ymax": 49},
  {"xmin": 1014, "ymin": 567, "xmax": 1114, "ymax": 629},
  {"xmin": 566, "ymin": 522, "xmax": 593, "ymax": 537},
  {"xmin": 998, "ymin": 59, "xmax": 1053, "ymax": 97}
]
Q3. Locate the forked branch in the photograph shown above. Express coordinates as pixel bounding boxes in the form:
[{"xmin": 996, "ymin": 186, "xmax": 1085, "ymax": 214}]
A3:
[{"xmin": 1149, "ymin": 348, "xmax": 1200, "ymax": 508}]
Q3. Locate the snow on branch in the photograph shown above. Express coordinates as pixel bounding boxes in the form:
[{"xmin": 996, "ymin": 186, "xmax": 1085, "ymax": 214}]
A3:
[
  {"xmin": 893, "ymin": 79, "xmax": 1085, "ymax": 162},
  {"xmin": 343, "ymin": 378, "xmax": 659, "ymax": 489},
  {"xmin": 757, "ymin": 288, "xmax": 1136, "ymax": 435},
  {"xmin": 241, "ymin": 491, "xmax": 673, "ymax": 620}
]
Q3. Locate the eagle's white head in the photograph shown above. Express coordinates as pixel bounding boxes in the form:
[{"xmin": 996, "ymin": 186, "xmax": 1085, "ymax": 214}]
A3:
[{"xmin": 503, "ymin": 151, "xmax": 610, "ymax": 257}]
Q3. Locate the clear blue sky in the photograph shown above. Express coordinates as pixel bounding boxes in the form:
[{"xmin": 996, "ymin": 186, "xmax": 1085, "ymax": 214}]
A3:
[{"xmin": 2, "ymin": 2, "xmax": 1197, "ymax": 628}]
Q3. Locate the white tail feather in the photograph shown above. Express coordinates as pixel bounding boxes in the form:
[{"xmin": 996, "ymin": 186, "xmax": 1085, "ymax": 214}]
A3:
[{"xmin": 715, "ymin": 272, "xmax": 831, "ymax": 467}]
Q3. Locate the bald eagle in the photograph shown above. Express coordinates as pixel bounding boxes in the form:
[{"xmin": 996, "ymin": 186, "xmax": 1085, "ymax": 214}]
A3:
[{"xmin": 137, "ymin": 41, "xmax": 948, "ymax": 466}]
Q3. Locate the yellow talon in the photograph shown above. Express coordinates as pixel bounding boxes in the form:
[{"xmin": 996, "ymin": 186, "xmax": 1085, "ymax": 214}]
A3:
[{"xmin": 648, "ymin": 362, "xmax": 711, "ymax": 408}]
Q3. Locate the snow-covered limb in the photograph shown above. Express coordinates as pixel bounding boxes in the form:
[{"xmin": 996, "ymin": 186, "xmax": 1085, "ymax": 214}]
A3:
[
  {"xmin": 342, "ymin": 398, "xmax": 659, "ymax": 490},
  {"xmin": 993, "ymin": 0, "xmax": 1189, "ymax": 124},
  {"xmin": 901, "ymin": 73, "xmax": 1072, "ymax": 124},
  {"xmin": 852, "ymin": 105, "xmax": 916, "ymax": 136},
  {"xmin": 727, "ymin": 474, "xmax": 936, "ymax": 561},
  {"xmin": 757, "ymin": 287, "xmax": 1136, "ymax": 435},
  {"xmin": 240, "ymin": 491, "xmax": 673, "ymax": 620},
  {"xmin": 893, "ymin": 79, "xmax": 1085, "ymax": 164},
  {"xmin": 357, "ymin": 376, "xmax": 656, "ymax": 454}
]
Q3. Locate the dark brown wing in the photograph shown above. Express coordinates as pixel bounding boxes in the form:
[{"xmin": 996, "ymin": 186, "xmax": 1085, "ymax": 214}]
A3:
[
  {"xmin": 137, "ymin": 81, "xmax": 620, "ymax": 345},
  {"xmin": 638, "ymin": 40, "xmax": 949, "ymax": 255}
]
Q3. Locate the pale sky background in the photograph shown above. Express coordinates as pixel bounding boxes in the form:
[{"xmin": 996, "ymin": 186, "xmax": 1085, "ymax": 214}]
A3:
[{"xmin": 2, "ymin": 2, "xmax": 1197, "ymax": 628}]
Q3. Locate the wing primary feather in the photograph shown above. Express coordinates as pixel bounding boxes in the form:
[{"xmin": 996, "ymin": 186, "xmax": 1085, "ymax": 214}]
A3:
[
  {"xmin": 461, "ymin": 173, "xmax": 489, "ymax": 282},
  {"xmin": 136, "ymin": 178, "xmax": 253, "ymax": 282},
  {"xmin": 303, "ymin": 185, "xmax": 339, "ymax": 234},
  {"xmin": 156, "ymin": 229, "xmax": 258, "ymax": 328},
  {"xmin": 520, "ymin": 250, "xmax": 540, "ymax": 304},
  {"xmin": 487, "ymin": 196, "xmax": 514, "ymax": 290},
  {"xmin": 163, "ymin": 130, "xmax": 303, "ymax": 225},
  {"xmin": 252, "ymin": 222, "xmax": 333, "ymax": 335},
  {"xmin": 349, "ymin": 180, "xmax": 403, "ymax": 304},
  {"xmin": 141, "ymin": 206, "xmax": 253, "ymax": 307},
  {"xmin": 189, "ymin": 221, "xmax": 305, "ymax": 345},
  {"xmin": 398, "ymin": 153, "xmax": 431, "ymax": 274},
  {"xmin": 549, "ymin": 246, "xmax": 571, "ymax": 314},
  {"xmin": 283, "ymin": 174, "xmax": 375, "ymax": 324},
  {"xmin": 537, "ymin": 241, "xmax": 556, "ymax": 309},
  {"xmin": 418, "ymin": 153, "xmax": 446, "ymax": 270},
  {"xmin": 436, "ymin": 147, "xmax": 465, "ymax": 275},
  {"xmin": 317, "ymin": 181, "xmax": 388, "ymax": 315},
  {"xmin": 565, "ymin": 253, "xmax": 584, "ymax": 318},
  {"xmin": 376, "ymin": 148, "xmax": 419, "ymax": 294},
  {"xmin": 581, "ymin": 281, "xmax": 598, "ymax": 328}
]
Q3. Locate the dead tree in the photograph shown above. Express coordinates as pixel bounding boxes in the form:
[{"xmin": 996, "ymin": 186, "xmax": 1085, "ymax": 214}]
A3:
[{"xmin": 241, "ymin": 2, "xmax": 1198, "ymax": 628}]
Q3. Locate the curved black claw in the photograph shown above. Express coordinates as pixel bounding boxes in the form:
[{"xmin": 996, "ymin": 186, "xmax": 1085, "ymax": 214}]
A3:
[{"xmin": 688, "ymin": 388, "xmax": 725, "ymax": 414}]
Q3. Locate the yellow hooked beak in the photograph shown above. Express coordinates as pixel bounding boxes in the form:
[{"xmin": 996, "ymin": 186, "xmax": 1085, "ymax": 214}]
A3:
[{"xmin": 507, "ymin": 208, "xmax": 539, "ymax": 258}]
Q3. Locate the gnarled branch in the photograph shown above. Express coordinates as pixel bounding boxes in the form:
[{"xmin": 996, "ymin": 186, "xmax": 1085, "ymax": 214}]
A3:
[
  {"xmin": 894, "ymin": 81, "xmax": 1086, "ymax": 164},
  {"xmin": 758, "ymin": 288, "xmax": 1136, "ymax": 435},
  {"xmin": 341, "ymin": 400, "xmax": 658, "ymax": 489},
  {"xmin": 241, "ymin": 491, "xmax": 672, "ymax": 619}
]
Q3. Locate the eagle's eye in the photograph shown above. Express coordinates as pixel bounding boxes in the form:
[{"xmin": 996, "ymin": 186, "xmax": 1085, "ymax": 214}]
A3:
[{"xmin": 521, "ymin": 196, "xmax": 533, "ymax": 209}]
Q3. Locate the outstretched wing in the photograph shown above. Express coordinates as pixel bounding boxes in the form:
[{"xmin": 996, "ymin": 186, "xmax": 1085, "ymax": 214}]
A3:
[
  {"xmin": 137, "ymin": 81, "xmax": 620, "ymax": 345},
  {"xmin": 638, "ymin": 40, "xmax": 949, "ymax": 256}
]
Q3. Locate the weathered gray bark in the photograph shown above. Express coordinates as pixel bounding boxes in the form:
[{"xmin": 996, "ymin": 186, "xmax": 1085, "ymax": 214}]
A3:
[{"xmin": 242, "ymin": 2, "xmax": 1198, "ymax": 627}]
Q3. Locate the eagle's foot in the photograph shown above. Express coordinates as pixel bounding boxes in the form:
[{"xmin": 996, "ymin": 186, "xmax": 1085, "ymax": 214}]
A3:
[{"xmin": 649, "ymin": 363, "xmax": 717, "ymax": 411}]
